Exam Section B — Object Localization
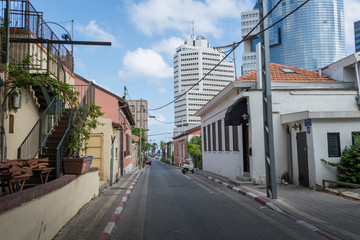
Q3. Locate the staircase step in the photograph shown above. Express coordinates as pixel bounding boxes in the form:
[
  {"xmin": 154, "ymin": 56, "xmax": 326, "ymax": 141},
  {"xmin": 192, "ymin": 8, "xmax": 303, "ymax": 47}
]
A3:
[{"xmin": 236, "ymin": 175, "xmax": 252, "ymax": 182}]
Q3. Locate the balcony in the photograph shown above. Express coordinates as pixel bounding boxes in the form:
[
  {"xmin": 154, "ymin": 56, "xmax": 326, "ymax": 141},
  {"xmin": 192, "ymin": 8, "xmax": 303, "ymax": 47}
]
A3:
[{"xmin": 0, "ymin": 0, "xmax": 74, "ymax": 80}]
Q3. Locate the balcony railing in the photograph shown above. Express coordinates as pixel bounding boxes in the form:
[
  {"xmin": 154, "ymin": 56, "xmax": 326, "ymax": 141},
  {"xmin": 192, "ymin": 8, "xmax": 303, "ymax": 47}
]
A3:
[{"xmin": 0, "ymin": 0, "xmax": 74, "ymax": 74}]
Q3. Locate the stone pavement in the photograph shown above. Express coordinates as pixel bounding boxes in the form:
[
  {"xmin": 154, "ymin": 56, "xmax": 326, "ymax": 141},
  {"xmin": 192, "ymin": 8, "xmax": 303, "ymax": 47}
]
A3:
[{"xmin": 197, "ymin": 169, "xmax": 360, "ymax": 240}]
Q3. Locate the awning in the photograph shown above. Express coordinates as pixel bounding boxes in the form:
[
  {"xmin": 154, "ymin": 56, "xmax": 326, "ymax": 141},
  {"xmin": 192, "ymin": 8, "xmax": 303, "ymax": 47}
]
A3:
[{"xmin": 225, "ymin": 98, "xmax": 248, "ymax": 126}]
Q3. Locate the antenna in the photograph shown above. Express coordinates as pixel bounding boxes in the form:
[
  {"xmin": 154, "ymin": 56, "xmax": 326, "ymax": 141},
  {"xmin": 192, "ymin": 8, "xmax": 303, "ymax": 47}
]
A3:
[{"xmin": 192, "ymin": 21, "xmax": 194, "ymax": 39}]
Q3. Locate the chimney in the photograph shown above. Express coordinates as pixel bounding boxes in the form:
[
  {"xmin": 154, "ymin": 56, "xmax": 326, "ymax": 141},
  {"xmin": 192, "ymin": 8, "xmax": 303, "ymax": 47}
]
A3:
[{"xmin": 318, "ymin": 69, "xmax": 322, "ymax": 78}]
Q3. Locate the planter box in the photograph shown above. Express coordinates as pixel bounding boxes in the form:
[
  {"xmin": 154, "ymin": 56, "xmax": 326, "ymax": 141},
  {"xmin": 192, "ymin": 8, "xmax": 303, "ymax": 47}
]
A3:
[{"xmin": 63, "ymin": 157, "xmax": 91, "ymax": 175}]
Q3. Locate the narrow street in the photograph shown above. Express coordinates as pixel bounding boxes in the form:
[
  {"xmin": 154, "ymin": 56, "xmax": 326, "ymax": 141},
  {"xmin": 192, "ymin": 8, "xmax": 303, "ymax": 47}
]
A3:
[{"xmin": 110, "ymin": 159, "xmax": 324, "ymax": 240}]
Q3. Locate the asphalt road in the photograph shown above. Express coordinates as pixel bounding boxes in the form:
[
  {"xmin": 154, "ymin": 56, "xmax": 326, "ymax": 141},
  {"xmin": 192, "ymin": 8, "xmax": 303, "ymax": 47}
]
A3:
[{"xmin": 110, "ymin": 159, "xmax": 325, "ymax": 240}]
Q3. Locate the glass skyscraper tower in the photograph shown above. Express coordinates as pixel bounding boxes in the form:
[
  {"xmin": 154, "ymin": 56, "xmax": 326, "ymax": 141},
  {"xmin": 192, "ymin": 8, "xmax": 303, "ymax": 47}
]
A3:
[
  {"xmin": 267, "ymin": 0, "xmax": 346, "ymax": 71},
  {"xmin": 355, "ymin": 20, "xmax": 360, "ymax": 52}
]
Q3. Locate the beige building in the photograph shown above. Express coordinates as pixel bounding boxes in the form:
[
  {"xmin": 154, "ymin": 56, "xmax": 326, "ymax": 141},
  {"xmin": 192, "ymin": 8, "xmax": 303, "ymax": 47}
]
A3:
[{"xmin": 128, "ymin": 100, "xmax": 148, "ymax": 139}]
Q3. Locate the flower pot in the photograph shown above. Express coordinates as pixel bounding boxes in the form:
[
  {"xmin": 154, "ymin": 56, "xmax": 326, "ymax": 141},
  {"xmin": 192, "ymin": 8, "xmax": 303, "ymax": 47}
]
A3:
[{"xmin": 63, "ymin": 157, "xmax": 91, "ymax": 175}]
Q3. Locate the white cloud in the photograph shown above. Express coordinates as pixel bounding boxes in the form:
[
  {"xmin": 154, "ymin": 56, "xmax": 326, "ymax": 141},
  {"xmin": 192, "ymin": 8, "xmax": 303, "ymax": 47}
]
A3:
[
  {"xmin": 344, "ymin": 0, "xmax": 360, "ymax": 54},
  {"xmin": 129, "ymin": 0, "xmax": 253, "ymax": 38},
  {"xmin": 157, "ymin": 87, "xmax": 167, "ymax": 93},
  {"xmin": 148, "ymin": 113, "xmax": 168, "ymax": 126},
  {"xmin": 118, "ymin": 48, "xmax": 172, "ymax": 79},
  {"xmin": 151, "ymin": 37, "xmax": 184, "ymax": 56},
  {"xmin": 76, "ymin": 20, "xmax": 119, "ymax": 47}
]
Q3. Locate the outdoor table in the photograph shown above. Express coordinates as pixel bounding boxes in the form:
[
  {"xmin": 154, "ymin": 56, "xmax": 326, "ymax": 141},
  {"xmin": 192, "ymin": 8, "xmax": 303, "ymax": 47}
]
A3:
[{"xmin": 32, "ymin": 168, "xmax": 53, "ymax": 184}]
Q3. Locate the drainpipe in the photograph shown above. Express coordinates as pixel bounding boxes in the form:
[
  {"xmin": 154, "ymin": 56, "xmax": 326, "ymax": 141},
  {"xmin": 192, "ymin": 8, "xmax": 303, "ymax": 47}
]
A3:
[
  {"xmin": 110, "ymin": 135, "xmax": 116, "ymax": 186},
  {"xmin": 354, "ymin": 62, "xmax": 360, "ymax": 108},
  {"xmin": 1, "ymin": 0, "xmax": 10, "ymax": 161},
  {"xmin": 286, "ymin": 126, "xmax": 293, "ymax": 183}
]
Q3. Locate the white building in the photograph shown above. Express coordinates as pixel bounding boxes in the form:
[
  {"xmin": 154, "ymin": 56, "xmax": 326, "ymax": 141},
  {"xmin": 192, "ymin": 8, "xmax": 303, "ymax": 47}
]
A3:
[
  {"xmin": 241, "ymin": 7, "xmax": 260, "ymax": 75},
  {"xmin": 196, "ymin": 53, "xmax": 360, "ymax": 188},
  {"xmin": 173, "ymin": 36, "xmax": 235, "ymax": 136}
]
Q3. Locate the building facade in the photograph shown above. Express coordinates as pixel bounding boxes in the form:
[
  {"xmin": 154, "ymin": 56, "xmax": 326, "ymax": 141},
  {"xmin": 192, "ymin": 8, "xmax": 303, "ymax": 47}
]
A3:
[
  {"xmin": 355, "ymin": 20, "xmax": 360, "ymax": 52},
  {"xmin": 196, "ymin": 56, "xmax": 360, "ymax": 187},
  {"xmin": 241, "ymin": 4, "xmax": 260, "ymax": 75},
  {"xmin": 173, "ymin": 36, "xmax": 235, "ymax": 136},
  {"xmin": 128, "ymin": 100, "xmax": 148, "ymax": 140},
  {"xmin": 241, "ymin": 0, "xmax": 346, "ymax": 73}
]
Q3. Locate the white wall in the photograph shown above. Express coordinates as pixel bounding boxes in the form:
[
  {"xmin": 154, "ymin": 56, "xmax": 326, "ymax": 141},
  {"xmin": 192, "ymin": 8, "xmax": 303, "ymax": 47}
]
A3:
[
  {"xmin": 201, "ymin": 91, "xmax": 244, "ymax": 179},
  {"xmin": 0, "ymin": 171, "xmax": 99, "ymax": 240},
  {"xmin": 312, "ymin": 118, "xmax": 360, "ymax": 185},
  {"xmin": 5, "ymin": 88, "xmax": 39, "ymax": 159}
]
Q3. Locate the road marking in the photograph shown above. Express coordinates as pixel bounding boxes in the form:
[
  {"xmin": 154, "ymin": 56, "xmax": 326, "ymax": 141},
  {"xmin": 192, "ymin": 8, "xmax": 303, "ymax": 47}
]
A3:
[
  {"xmin": 76, "ymin": 169, "xmax": 139, "ymax": 239},
  {"xmin": 192, "ymin": 180, "xmax": 214, "ymax": 194},
  {"xmin": 183, "ymin": 175, "xmax": 191, "ymax": 180}
]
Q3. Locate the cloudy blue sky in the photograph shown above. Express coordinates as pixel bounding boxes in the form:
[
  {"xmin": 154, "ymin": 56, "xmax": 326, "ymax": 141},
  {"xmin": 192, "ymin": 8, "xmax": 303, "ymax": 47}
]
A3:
[{"xmin": 33, "ymin": 0, "xmax": 359, "ymax": 144}]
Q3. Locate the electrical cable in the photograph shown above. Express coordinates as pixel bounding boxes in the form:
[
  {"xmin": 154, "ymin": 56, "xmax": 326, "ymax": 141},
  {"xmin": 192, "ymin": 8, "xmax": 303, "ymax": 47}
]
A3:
[
  {"xmin": 149, "ymin": 0, "xmax": 310, "ymax": 111},
  {"xmin": 125, "ymin": 88, "xmax": 175, "ymax": 124},
  {"xmin": 149, "ymin": 0, "xmax": 283, "ymax": 111}
]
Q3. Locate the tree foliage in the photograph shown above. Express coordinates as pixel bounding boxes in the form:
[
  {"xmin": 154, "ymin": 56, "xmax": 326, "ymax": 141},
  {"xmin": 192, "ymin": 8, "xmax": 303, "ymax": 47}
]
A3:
[
  {"xmin": 321, "ymin": 134, "xmax": 360, "ymax": 184},
  {"xmin": 187, "ymin": 135, "xmax": 202, "ymax": 169}
]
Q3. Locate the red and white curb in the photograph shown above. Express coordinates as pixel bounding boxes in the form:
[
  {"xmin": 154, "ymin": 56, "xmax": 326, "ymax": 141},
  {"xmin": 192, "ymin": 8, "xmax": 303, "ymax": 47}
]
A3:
[
  {"xmin": 99, "ymin": 168, "xmax": 146, "ymax": 240},
  {"xmin": 197, "ymin": 172, "xmax": 340, "ymax": 240}
]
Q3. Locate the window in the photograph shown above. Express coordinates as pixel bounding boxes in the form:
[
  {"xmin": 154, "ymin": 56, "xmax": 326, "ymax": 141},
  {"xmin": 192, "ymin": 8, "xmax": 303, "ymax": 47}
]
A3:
[
  {"xmin": 212, "ymin": 123, "xmax": 216, "ymax": 151},
  {"xmin": 207, "ymin": 125, "xmax": 211, "ymax": 151},
  {"xmin": 218, "ymin": 120, "xmax": 222, "ymax": 151},
  {"xmin": 225, "ymin": 124, "xmax": 230, "ymax": 151},
  {"xmin": 327, "ymin": 133, "xmax": 340, "ymax": 157},
  {"xmin": 352, "ymin": 132, "xmax": 360, "ymax": 145},
  {"xmin": 203, "ymin": 127, "xmax": 207, "ymax": 151},
  {"xmin": 233, "ymin": 126, "xmax": 239, "ymax": 151}
]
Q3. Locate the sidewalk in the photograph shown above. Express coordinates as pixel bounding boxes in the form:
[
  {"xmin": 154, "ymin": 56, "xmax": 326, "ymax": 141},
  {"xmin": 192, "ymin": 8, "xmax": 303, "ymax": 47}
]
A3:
[
  {"xmin": 54, "ymin": 168, "xmax": 141, "ymax": 240},
  {"xmin": 196, "ymin": 169, "xmax": 360, "ymax": 240}
]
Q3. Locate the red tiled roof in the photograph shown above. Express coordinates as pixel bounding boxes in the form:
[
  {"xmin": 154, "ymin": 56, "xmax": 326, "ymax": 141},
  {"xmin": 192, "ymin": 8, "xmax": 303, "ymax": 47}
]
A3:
[{"xmin": 236, "ymin": 63, "xmax": 335, "ymax": 82}]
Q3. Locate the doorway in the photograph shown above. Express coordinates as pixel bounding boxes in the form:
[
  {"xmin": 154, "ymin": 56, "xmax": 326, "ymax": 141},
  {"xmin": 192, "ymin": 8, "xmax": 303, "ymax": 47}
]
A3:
[
  {"xmin": 296, "ymin": 132, "xmax": 309, "ymax": 187},
  {"xmin": 242, "ymin": 124, "xmax": 250, "ymax": 173}
]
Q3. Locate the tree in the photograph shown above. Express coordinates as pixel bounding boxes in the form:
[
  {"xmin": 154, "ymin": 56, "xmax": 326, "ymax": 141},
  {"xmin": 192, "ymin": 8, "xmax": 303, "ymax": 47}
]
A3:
[
  {"xmin": 151, "ymin": 142, "xmax": 157, "ymax": 156},
  {"xmin": 321, "ymin": 134, "xmax": 360, "ymax": 184},
  {"xmin": 160, "ymin": 141, "xmax": 166, "ymax": 161},
  {"xmin": 187, "ymin": 135, "xmax": 202, "ymax": 169},
  {"xmin": 131, "ymin": 126, "xmax": 147, "ymax": 152}
]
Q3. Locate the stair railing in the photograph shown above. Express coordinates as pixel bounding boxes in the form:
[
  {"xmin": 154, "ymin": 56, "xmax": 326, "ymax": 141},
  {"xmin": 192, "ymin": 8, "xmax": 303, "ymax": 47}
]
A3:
[
  {"xmin": 17, "ymin": 97, "xmax": 68, "ymax": 159},
  {"xmin": 56, "ymin": 81, "xmax": 95, "ymax": 177}
]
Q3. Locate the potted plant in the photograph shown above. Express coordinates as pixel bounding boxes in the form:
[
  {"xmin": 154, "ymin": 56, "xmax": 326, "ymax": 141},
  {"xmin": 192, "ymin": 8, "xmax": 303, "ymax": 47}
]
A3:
[{"xmin": 63, "ymin": 103, "xmax": 103, "ymax": 175}]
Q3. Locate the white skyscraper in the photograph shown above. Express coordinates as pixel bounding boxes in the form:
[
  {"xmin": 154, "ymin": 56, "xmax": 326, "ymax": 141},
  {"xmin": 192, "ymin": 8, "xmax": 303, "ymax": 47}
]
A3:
[
  {"xmin": 241, "ymin": 7, "xmax": 260, "ymax": 75},
  {"xmin": 173, "ymin": 36, "xmax": 235, "ymax": 135}
]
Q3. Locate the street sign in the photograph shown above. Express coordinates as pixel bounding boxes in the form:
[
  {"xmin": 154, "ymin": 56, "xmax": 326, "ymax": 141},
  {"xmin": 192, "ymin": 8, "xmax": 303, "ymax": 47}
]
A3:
[{"xmin": 194, "ymin": 136, "xmax": 199, "ymax": 143}]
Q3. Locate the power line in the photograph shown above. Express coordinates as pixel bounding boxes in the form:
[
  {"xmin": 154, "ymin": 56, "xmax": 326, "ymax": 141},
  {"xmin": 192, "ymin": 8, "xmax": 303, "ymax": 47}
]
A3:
[
  {"xmin": 149, "ymin": 0, "xmax": 310, "ymax": 111},
  {"xmin": 148, "ymin": 132, "xmax": 173, "ymax": 137},
  {"xmin": 126, "ymin": 87, "xmax": 175, "ymax": 124}
]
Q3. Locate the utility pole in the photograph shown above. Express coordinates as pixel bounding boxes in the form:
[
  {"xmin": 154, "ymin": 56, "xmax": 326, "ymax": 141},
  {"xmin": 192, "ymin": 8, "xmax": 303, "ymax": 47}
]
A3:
[
  {"xmin": 260, "ymin": 0, "xmax": 277, "ymax": 199},
  {"xmin": 139, "ymin": 99, "xmax": 143, "ymax": 169}
]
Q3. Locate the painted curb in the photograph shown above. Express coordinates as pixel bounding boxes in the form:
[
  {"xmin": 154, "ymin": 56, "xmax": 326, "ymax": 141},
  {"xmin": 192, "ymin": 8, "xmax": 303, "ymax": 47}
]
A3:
[
  {"xmin": 195, "ymin": 171, "xmax": 340, "ymax": 240},
  {"xmin": 99, "ymin": 168, "xmax": 145, "ymax": 240}
]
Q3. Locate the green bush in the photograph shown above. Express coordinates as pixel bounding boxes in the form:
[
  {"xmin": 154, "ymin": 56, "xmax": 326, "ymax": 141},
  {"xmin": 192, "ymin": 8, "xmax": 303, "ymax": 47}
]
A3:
[{"xmin": 321, "ymin": 135, "xmax": 360, "ymax": 184}]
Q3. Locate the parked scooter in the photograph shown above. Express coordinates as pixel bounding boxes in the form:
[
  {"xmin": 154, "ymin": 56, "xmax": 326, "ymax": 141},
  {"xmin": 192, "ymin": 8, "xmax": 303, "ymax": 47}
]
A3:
[{"xmin": 181, "ymin": 159, "xmax": 194, "ymax": 174}]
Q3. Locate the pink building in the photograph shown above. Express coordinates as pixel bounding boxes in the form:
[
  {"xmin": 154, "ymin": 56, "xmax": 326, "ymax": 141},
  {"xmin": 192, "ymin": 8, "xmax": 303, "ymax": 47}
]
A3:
[{"xmin": 75, "ymin": 75, "xmax": 135, "ymax": 182}]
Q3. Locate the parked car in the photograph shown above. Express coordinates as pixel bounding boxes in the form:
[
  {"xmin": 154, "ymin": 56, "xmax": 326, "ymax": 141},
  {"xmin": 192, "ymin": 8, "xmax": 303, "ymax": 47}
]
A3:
[{"xmin": 145, "ymin": 158, "xmax": 152, "ymax": 165}]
